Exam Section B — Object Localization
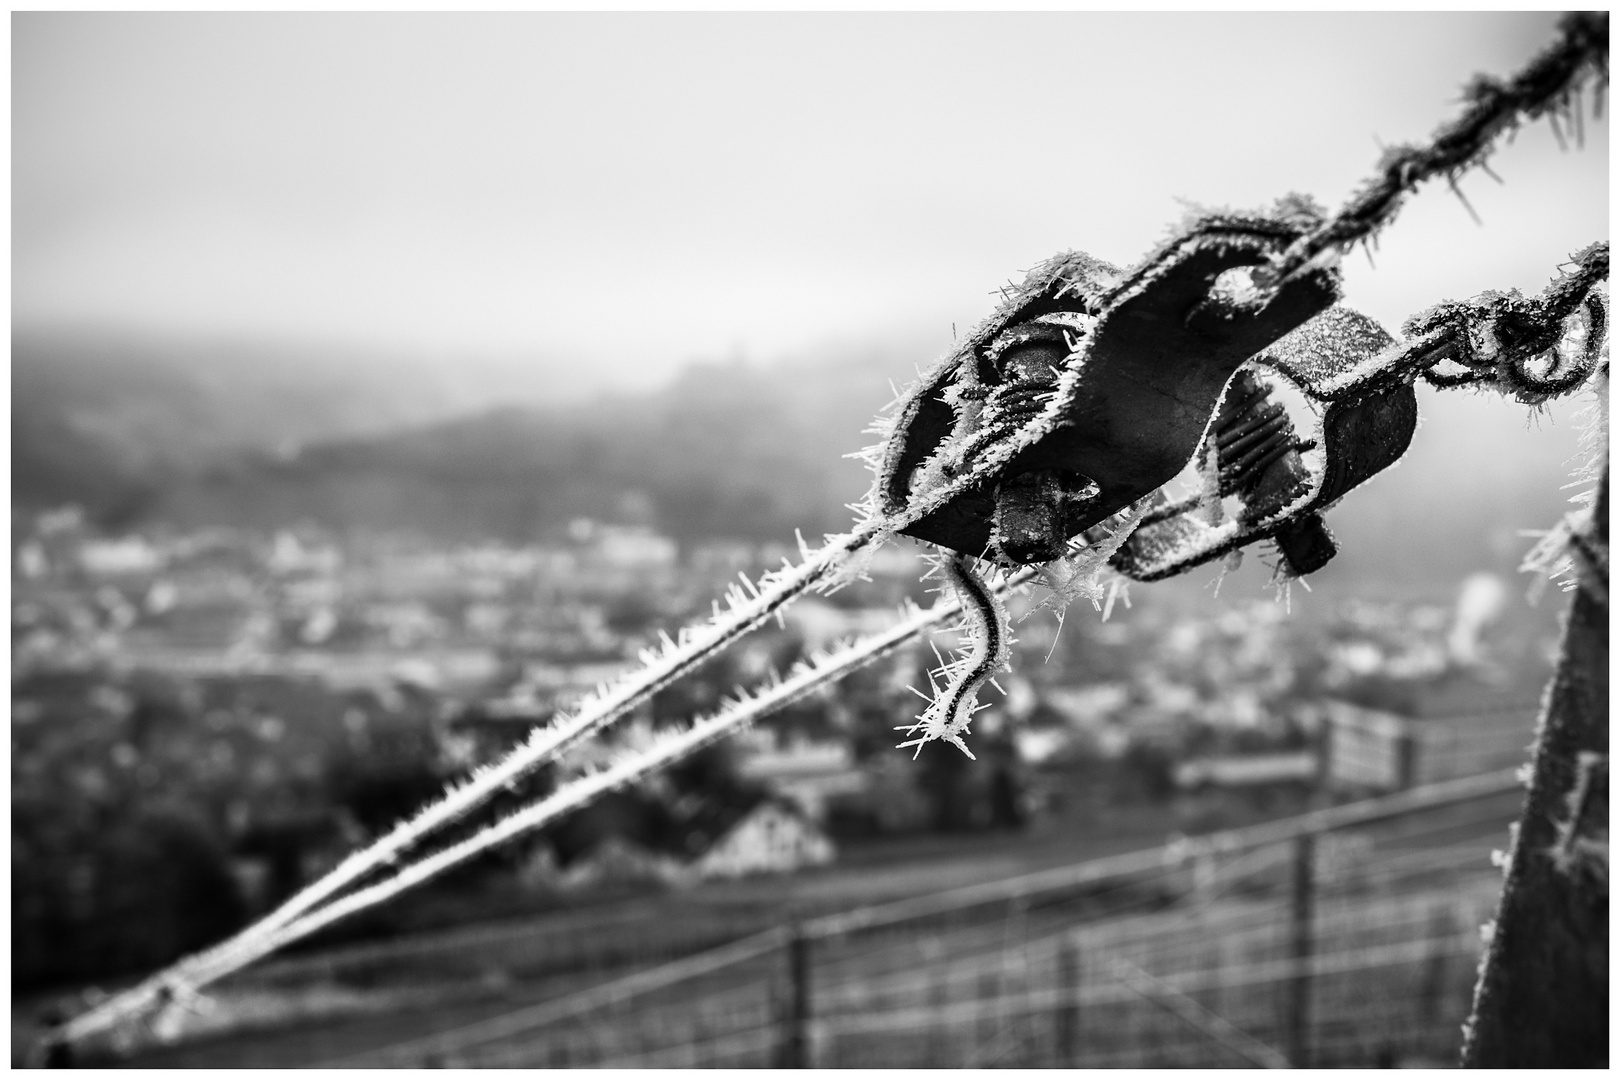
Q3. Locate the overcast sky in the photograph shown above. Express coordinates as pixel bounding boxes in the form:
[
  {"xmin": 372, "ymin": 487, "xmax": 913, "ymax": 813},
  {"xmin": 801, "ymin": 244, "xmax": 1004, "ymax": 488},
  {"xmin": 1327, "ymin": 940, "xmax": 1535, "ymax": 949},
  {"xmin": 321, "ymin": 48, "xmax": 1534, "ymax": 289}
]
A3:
[{"xmin": 14, "ymin": 11, "xmax": 1608, "ymax": 392}]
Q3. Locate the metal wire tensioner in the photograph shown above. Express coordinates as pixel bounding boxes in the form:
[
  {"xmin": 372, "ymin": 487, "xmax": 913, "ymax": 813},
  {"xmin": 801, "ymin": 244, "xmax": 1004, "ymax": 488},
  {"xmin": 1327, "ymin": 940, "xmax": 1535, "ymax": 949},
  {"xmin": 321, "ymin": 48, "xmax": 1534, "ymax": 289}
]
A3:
[{"xmin": 41, "ymin": 12, "xmax": 1610, "ymax": 1062}]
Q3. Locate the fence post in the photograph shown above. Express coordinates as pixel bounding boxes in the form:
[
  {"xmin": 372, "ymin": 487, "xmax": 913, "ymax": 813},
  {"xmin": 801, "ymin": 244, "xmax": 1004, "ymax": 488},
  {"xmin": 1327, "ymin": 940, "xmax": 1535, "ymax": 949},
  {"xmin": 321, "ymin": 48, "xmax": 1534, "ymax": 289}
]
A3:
[
  {"xmin": 1284, "ymin": 832, "xmax": 1316, "ymax": 1068},
  {"xmin": 1055, "ymin": 934, "xmax": 1080, "ymax": 1066},
  {"xmin": 1418, "ymin": 903, "xmax": 1454, "ymax": 1027},
  {"xmin": 777, "ymin": 924, "xmax": 812, "ymax": 1068},
  {"xmin": 976, "ymin": 970, "xmax": 998, "ymax": 1056},
  {"xmin": 1396, "ymin": 723, "xmax": 1421, "ymax": 790}
]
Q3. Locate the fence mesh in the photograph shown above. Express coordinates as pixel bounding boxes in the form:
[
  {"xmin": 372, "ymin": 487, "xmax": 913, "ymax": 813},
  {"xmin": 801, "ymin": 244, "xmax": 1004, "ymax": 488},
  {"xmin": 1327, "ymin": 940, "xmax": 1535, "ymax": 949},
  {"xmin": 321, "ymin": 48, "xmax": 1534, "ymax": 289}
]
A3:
[{"xmin": 340, "ymin": 779, "xmax": 1517, "ymax": 1069}]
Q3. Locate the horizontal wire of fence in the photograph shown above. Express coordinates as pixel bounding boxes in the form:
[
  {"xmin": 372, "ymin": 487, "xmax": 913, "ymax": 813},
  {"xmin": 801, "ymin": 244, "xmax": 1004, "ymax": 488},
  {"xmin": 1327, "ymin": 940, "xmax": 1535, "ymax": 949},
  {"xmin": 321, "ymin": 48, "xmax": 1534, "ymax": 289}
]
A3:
[
  {"xmin": 803, "ymin": 903, "xmax": 1488, "ymax": 1068},
  {"xmin": 1106, "ymin": 955, "xmax": 1292, "ymax": 1068},
  {"xmin": 585, "ymin": 1022, "xmax": 780, "ymax": 1070},
  {"xmin": 412, "ymin": 888, "xmax": 1488, "ymax": 1068},
  {"xmin": 434, "ymin": 848, "xmax": 1490, "ymax": 1068},
  {"xmin": 810, "ymin": 872, "xmax": 1494, "ymax": 1019},
  {"xmin": 807, "ymin": 862, "xmax": 1190, "ymax": 994},
  {"xmin": 806, "ymin": 934, "xmax": 1477, "ymax": 1039},
  {"xmin": 321, "ymin": 923, "xmax": 789, "ymax": 1067},
  {"xmin": 804, "ymin": 767, "xmax": 1519, "ymax": 941},
  {"xmin": 807, "ymin": 829, "xmax": 1502, "ymax": 1011},
  {"xmin": 594, "ymin": 840, "xmax": 1492, "ymax": 1066},
  {"xmin": 239, "ymin": 900, "xmax": 751, "ymax": 987},
  {"xmin": 322, "ymin": 769, "xmax": 1517, "ymax": 1066},
  {"xmin": 426, "ymin": 895, "xmax": 1479, "ymax": 1068}
]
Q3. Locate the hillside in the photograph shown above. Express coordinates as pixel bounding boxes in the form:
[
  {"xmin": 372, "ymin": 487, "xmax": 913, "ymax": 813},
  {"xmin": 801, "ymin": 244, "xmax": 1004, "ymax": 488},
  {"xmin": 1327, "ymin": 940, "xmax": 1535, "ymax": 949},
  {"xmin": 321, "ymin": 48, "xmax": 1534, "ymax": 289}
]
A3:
[
  {"xmin": 134, "ymin": 353, "xmax": 891, "ymax": 550},
  {"xmin": 11, "ymin": 329, "xmax": 591, "ymax": 519}
]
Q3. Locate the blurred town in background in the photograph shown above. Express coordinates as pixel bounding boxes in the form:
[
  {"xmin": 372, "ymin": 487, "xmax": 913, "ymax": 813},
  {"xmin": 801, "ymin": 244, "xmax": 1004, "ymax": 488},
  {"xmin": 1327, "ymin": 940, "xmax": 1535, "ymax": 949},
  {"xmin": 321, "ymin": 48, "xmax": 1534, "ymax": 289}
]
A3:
[
  {"xmin": 10, "ymin": 309, "xmax": 1589, "ymax": 1072},
  {"xmin": 13, "ymin": 450, "xmax": 1567, "ymax": 1065}
]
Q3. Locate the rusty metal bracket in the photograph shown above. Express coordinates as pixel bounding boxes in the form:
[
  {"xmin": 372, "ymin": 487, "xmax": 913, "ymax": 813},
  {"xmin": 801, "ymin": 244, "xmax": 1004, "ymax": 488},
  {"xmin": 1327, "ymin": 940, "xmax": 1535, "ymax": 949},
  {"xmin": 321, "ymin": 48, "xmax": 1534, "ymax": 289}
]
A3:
[{"xmin": 1111, "ymin": 307, "xmax": 1418, "ymax": 581}]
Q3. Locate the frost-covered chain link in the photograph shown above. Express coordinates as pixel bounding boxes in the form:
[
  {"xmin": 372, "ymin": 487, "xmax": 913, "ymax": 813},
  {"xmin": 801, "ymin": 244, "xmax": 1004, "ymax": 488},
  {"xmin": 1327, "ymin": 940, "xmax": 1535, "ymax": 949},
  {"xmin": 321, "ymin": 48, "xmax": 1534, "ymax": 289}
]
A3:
[
  {"xmin": 1293, "ymin": 242, "xmax": 1610, "ymax": 405},
  {"xmin": 1263, "ymin": 11, "xmax": 1609, "ymax": 287}
]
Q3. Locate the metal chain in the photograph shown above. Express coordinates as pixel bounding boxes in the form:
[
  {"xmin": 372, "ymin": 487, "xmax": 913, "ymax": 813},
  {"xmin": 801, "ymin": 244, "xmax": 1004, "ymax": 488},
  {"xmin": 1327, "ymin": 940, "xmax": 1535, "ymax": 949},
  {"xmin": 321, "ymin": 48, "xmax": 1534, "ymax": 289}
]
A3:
[
  {"xmin": 1254, "ymin": 242, "xmax": 1609, "ymax": 407},
  {"xmin": 1407, "ymin": 242, "xmax": 1608, "ymax": 400}
]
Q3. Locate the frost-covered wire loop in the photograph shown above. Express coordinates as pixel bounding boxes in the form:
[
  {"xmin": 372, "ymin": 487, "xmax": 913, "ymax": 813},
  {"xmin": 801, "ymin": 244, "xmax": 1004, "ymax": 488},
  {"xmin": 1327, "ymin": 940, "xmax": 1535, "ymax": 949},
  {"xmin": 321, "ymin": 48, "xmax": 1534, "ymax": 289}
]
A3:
[
  {"xmin": 896, "ymin": 553, "xmax": 1013, "ymax": 759},
  {"xmin": 1408, "ymin": 242, "xmax": 1609, "ymax": 402}
]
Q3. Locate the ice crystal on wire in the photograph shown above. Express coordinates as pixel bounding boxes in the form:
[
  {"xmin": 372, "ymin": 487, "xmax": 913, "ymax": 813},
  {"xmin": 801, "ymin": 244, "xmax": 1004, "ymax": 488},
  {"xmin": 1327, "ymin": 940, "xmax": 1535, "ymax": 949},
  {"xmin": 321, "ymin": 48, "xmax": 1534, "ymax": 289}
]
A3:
[
  {"xmin": 1548, "ymin": 751, "xmax": 1609, "ymax": 885},
  {"xmin": 1521, "ymin": 366, "xmax": 1609, "ymax": 601},
  {"xmin": 1033, "ymin": 495, "xmax": 1156, "ymax": 615}
]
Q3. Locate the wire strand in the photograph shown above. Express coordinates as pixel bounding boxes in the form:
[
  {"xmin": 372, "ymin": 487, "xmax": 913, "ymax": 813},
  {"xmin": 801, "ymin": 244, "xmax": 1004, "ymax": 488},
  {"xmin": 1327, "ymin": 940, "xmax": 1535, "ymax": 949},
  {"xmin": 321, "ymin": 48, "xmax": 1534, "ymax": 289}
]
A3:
[{"xmin": 1266, "ymin": 11, "xmax": 1608, "ymax": 284}]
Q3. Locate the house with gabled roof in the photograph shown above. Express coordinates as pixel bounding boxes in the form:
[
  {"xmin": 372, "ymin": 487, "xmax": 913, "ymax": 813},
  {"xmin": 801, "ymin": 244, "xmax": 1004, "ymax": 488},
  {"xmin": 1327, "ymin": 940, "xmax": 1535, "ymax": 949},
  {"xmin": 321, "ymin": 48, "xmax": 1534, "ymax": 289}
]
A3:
[
  {"xmin": 536, "ymin": 788, "xmax": 835, "ymax": 891},
  {"xmin": 688, "ymin": 796, "xmax": 835, "ymax": 880}
]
